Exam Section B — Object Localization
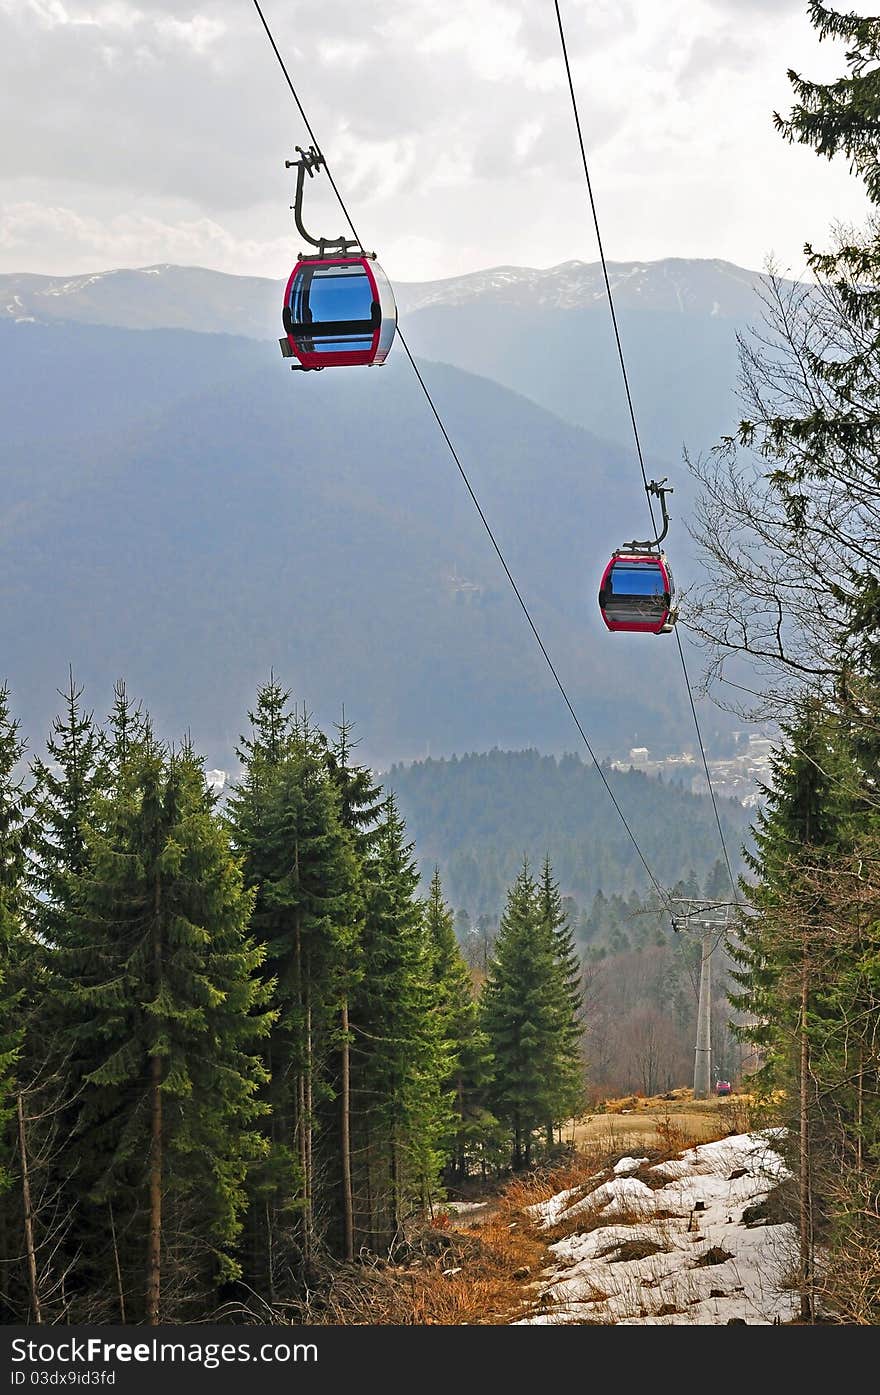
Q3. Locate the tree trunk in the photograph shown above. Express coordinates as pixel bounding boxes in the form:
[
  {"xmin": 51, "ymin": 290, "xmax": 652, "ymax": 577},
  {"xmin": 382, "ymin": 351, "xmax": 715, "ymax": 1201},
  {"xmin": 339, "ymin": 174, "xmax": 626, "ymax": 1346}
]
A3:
[
  {"xmin": 456, "ymin": 1074, "xmax": 466, "ymax": 1181},
  {"xmin": 798, "ymin": 940, "xmax": 813, "ymax": 1324},
  {"xmin": 390, "ymin": 1133, "xmax": 401, "ymax": 1240},
  {"xmin": 108, "ymin": 1201, "xmax": 126, "ymax": 1323},
  {"xmin": 304, "ymin": 970, "xmax": 313, "ymax": 1260},
  {"xmin": 293, "ymin": 840, "xmax": 313, "ymax": 1265},
  {"xmin": 340, "ymin": 999, "xmax": 354, "ymax": 1262},
  {"xmin": 17, "ymin": 1093, "xmax": 41, "ymax": 1325},
  {"xmin": 265, "ymin": 1039, "xmax": 276, "ymax": 1307},
  {"xmin": 146, "ymin": 871, "xmax": 163, "ymax": 1327},
  {"xmin": 363, "ymin": 1121, "xmax": 377, "ymax": 1251},
  {"xmin": 146, "ymin": 1051, "xmax": 163, "ymax": 1325},
  {"xmin": 265, "ymin": 1202, "xmax": 275, "ymax": 1309},
  {"xmin": 294, "ymin": 912, "xmax": 312, "ymax": 1264},
  {"xmin": 856, "ymin": 1042, "xmax": 863, "ymax": 1175}
]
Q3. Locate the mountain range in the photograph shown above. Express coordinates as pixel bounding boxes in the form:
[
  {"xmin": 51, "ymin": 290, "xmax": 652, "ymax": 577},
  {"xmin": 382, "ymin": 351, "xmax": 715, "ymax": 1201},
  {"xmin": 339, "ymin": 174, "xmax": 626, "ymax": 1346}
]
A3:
[
  {"xmin": 0, "ymin": 256, "xmax": 772, "ymax": 775},
  {"xmin": 0, "ymin": 255, "xmax": 768, "ymax": 326},
  {"xmin": 1, "ymin": 255, "xmax": 777, "ymax": 461}
]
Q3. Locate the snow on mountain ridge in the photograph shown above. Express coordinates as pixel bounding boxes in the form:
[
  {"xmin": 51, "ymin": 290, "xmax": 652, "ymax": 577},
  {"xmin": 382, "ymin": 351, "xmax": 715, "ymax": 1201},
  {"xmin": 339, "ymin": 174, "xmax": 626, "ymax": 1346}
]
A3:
[
  {"xmin": 26, "ymin": 264, "xmax": 174, "ymax": 299},
  {"xmin": 0, "ymin": 255, "xmax": 775, "ymax": 328},
  {"xmin": 393, "ymin": 256, "xmax": 772, "ymax": 317}
]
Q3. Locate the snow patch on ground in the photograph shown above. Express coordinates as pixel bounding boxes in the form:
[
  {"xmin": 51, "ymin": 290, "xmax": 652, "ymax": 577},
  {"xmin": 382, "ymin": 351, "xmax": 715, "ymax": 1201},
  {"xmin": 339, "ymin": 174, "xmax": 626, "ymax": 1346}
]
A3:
[
  {"xmin": 526, "ymin": 1187, "xmax": 584, "ymax": 1229},
  {"xmin": 516, "ymin": 1132, "xmax": 798, "ymax": 1326},
  {"xmin": 614, "ymin": 1155, "xmax": 649, "ymax": 1176}
]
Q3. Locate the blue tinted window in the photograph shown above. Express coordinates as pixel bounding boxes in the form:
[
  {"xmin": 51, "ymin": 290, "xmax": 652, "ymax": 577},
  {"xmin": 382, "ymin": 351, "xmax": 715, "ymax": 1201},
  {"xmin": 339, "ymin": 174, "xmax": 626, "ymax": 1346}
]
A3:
[
  {"xmin": 304, "ymin": 266, "xmax": 373, "ymax": 322},
  {"xmin": 290, "ymin": 263, "xmax": 375, "ymax": 352},
  {"xmin": 609, "ymin": 563, "xmax": 666, "ymax": 596}
]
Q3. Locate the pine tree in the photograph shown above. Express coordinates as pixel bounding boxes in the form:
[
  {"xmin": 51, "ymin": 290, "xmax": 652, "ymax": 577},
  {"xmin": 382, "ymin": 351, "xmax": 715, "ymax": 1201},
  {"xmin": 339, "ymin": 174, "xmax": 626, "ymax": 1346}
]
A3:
[
  {"xmin": 424, "ymin": 867, "xmax": 495, "ymax": 1181},
  {"xmin": 327, "ymin": 713, "xmax": 384, "ymax": 860},
  {"xmin": 10, "ymin": 676, "xmax": 103, "ymax": 1322},
  {"xmin": 737, "ymin": 5, "xmax": 880, "ymax": 685},
  {"xmin": 353, "ymin": 797, "xmax": 448, "ymax": 1242},
  {"xmin": 228, "ymin": 686, "xmax": 358, "ymax": 1286},
  {"xmin": 703, "ymin": 858, "xmax": 730, "ymax": 902},
  {"xmin": 732, "ymin": 707, "xmax": 854, "ymax": 1086},
  {"xmin": 32, "ymin": 671, "xmax": 99, "ymax": 859},
  {"xmin": 0, "ymin": 686, "xmax": 26, "ymax": 1190},
  {"xmin": 29, "ymin": 672, "xmax": 102, "ymax": 962},
  {"xmin": 0, "ymin": 686, "xmax": 31, "ymax": 1323},
  {"xmin": 536, "ymin": 857, "xmax": 584, "ymax": 1146},
  {"xmin": 324, "ymin": 715, "xmax": 380, "ymax": 1260},
  {"xmin": 731, "ymin": 705, "xmax": 857, "ymax": 1321},
  {"xmin": 776, "ymin": 4, "xmax": 880, "ymax": 202},
  {"xmin": 224, "ymin": 675, "xmax": 294, "ymax": 917},
  {"xmin": 481, "ymin": 860, "xmax": 561, "ymax": 1169},
  {"xmin": 55, "ymin": 729, "xmax": 273, "ymax": 1323}
]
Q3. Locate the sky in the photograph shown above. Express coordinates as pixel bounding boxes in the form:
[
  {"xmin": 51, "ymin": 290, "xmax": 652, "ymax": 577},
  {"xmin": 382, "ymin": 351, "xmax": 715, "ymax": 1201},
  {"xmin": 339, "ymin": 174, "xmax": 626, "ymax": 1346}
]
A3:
[{"xmin": 0, "ymin": 0, "xmax": 875, "ymax": 285}]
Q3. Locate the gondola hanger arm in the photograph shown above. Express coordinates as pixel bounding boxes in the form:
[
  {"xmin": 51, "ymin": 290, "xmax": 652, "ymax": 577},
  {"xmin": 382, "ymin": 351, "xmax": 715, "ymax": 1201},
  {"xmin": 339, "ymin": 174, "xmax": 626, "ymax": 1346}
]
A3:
[
  {"xmin": 624, "ymin": 479, "xmax": 673, "ymax": 552},
  {"xmin": 286, "ymin": 145, "xmax": 363, "ymax": 257}
]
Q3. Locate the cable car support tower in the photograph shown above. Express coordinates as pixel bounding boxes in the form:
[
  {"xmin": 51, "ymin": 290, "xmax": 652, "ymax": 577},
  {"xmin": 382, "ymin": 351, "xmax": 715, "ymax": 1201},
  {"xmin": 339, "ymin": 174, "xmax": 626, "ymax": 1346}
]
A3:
[{"xmin": 671, "ymin": 899, "xmax": 740, "ymax": 1099}]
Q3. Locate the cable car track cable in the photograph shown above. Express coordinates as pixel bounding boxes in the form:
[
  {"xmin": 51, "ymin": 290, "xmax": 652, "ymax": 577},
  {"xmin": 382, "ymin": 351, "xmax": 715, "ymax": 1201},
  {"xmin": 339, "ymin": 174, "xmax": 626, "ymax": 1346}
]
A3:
[
  {"xmin": 674, "ymin": 634, "xmax": 739, "ymax": 901},
  {"xmin": 553, "ymin": 0, "xmax": 740, "ymax": 905},
  {"xmin": 552, "ymin": 0, "xmax": 657, "ymax": 536},
  {"xmin": 251, "ymin": 0, "xmax": 362, "ymax": 251},
  {"xmin": 249, "ymin": 0, "xmax": 671, "ymax": 907},
  {"xmin": 396, "ymin": 327, "xmax": 667, "ymax": 900}
]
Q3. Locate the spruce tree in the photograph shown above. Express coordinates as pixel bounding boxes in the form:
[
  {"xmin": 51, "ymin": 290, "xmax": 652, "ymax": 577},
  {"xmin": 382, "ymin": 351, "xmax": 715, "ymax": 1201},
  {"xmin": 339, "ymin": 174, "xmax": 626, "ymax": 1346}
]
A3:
[
  {"xmin": 56, "ymin": 728, "xmax": 273, "ymax": 1322},
  {"xmin": 732, "ymin": 705, "xmax": 856, "ymax": 1088},
  {"xmin": 424, "ymin": 867, "xmax": 495, "ymax": 1181},
  {"xmin": 12, "ymin": 676, "xmax": 103, "ymax": 1322},
  {"xmin": 732, "ymin": 705, "xmax": 857, "ymax": 1321},
  {"xmin": 324, "ymin": 715, "xmax": 380, "ymax": 1259},
  {"xmin": 0, "ymin": 686, "xmax": 26, "ymax": 1190},
  {"xmin": 29, "ymin": 672, "xmax": 101, "ymax": 954},
  {"xmin": 354, "ymin": 797, "xmax": 448, "ymax": 1241},
  {"xmin": 481, "ymin": 860, "xmax": 560, "ymax": 1169},
  {"xmin": 536, "ymin": 857, "xmax": 584, "ymax": 1146},
  {"xmin": 777, "ymin": 4, "xmax": 880, "ymax": 202},
  {"xmin": 228, "ymin": 686, "xmax": 359, "ymax": 1284},
  {"xmin": 0, "ymin": 684, "xmax": 29, "ymax": 1326}
]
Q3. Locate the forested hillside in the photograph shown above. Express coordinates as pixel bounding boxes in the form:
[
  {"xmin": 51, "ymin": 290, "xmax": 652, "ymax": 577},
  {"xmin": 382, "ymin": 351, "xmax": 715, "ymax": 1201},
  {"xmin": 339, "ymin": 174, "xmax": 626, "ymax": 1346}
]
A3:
[
  {"xmin": 0, "ymin": 318, "xmax": 738, "ymax": 768},
  {"xmin": 0, "ymin": 677, "xmax": 584, "ymax": 1323},
  {"xmin": 388, "ymin": 748, "xmax": 752, "ymax": 920}
]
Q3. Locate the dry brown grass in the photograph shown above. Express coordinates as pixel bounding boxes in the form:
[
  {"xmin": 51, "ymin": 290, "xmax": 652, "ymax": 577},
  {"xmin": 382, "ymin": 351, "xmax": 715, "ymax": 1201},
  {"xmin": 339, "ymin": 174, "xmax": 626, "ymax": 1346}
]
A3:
[
  {"xmin": 536, "ymin": 1103, "xmax": 729, "ymax": 1247},
  {"xmin": 276, "ymin": 1199, "xmax": 553, "ymax": 1325},
  {"xmin": 269, "ymin": 1097, "xmax": 744, "ymax": 1326},
  {"xmin": 568, "ymin": 1087, "xmax": 763, "ymax": 1153}
]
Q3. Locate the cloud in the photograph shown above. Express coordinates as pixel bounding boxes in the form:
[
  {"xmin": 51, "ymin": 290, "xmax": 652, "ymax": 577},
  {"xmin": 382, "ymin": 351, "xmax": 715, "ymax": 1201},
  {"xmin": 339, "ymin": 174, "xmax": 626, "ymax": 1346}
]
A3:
[
  {"xmin": 0, "ymin": 200, "xmax": 292, "ymax": 277},
  {"xmin": 0, "ymin": 0, "xmax": 628, "ymax": 208},
  {"xmin": 0, "ymin": 0, "xmax": 873, "ymax": 281},
  {"xmin": 705, "ymin": 0, "xmax": 805, "ymax": 10}
]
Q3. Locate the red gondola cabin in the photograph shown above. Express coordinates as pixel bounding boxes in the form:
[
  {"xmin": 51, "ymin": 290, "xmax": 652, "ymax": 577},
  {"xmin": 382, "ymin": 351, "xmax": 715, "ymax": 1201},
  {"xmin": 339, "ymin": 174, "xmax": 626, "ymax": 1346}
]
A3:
[
  {"xmin": 598, "ymin": 551, "xmax": 677, "ymax": 635},
  {"xmin": 281, "ymin": 255, "xmax": 397, "ymax": 370}
]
